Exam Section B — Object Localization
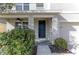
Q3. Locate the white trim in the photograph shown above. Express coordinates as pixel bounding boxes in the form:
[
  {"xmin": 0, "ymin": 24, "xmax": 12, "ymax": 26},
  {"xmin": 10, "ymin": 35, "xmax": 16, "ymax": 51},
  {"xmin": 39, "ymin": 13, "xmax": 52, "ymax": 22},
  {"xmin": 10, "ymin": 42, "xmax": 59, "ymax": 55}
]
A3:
[
  {"xmin": 59, "ymin": 20, "xmax": 79, "ymax": 22},
  {"xmin": 61, "ymin": 11, "xmax": 79, "ymax": 14},
  {"xmin": 0, "ymin": 14, "xmax": 55, "ymax": 18},
  {"xmin": 0, "ymin": 10, "xmax": 60, "ymax": 14},
  {"xmin": 22, "ymin": 3, "xmax": 24, "ymax": 11}
]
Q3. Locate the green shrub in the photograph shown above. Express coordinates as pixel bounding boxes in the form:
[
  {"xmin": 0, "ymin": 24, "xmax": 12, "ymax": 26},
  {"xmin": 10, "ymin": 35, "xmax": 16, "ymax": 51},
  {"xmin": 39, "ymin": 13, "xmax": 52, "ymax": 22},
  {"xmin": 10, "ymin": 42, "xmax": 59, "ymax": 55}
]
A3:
[
  {"xmin": 54, "ymin": 38, "xmax": 68, "ymax": 49},
  {"xmin": 0, "ymin": 29, "xmax": 35, "ymax": 55}
]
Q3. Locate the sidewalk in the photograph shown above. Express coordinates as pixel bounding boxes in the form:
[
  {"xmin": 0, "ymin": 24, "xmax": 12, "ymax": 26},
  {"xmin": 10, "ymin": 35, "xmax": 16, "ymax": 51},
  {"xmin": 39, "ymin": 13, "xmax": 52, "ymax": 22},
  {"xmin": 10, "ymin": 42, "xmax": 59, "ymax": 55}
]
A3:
[{"xmin": 37, "ymin": 41, "xmax": 51, "ymax": 55}]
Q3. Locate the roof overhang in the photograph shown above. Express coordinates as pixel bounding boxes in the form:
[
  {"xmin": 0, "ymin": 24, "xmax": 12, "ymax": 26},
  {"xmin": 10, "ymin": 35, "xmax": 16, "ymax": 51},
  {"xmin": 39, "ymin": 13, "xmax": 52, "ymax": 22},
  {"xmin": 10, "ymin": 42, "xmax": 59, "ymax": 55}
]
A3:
[{"xmin": 0, "ymin": 10, "xmax": 60, "ymax": 18}]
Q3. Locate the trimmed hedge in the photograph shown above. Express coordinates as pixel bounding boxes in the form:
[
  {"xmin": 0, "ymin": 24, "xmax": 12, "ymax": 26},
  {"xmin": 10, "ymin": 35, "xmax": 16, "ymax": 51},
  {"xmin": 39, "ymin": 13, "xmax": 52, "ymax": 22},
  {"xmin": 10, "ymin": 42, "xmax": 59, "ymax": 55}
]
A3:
[
  {"xmin": 54, "ymin": 38, "xmax": 68, "ymax": 49},
  {"xmin": 0, "ymin": 29, "xmax": 35, "ymax": 55}
]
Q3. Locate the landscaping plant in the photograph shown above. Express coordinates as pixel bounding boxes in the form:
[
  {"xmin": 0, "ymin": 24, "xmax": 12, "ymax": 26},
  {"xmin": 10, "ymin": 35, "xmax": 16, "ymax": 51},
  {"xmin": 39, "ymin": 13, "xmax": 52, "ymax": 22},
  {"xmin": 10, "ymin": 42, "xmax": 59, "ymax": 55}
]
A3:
[
  {"xmin": 54, "ymin": 37, "xmax": 68, "ymax": 53},
  {"xmin": 0, "ymin": 29, "xmax": 35, "ymax": 55},
  {"xmin": 54, "ymin": 38, "xmax": 68, "ymax": 49}
]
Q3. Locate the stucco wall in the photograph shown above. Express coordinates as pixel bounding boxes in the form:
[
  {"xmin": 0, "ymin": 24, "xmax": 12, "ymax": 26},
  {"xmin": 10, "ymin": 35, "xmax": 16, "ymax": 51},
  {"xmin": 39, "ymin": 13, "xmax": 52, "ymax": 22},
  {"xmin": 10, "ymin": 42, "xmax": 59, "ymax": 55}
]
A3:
[
  {"xmin": 50, "ymin": 3, "xmax": 79, "ymax": 11},
  {"xmin": 58, "ymin": 14, "xmax": 79, "ymax": 22}
]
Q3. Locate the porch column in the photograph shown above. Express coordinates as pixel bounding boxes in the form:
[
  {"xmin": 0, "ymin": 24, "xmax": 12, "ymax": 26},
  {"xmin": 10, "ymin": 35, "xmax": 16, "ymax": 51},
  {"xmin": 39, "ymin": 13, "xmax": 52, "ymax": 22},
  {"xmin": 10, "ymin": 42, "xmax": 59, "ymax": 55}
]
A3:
[
  {"xmin": 51, "ymin": 16, "xmax": 59, "ymax": 40},
  {"xmin": 28, "ymin": 16, "xmax": 34, "ymax": 30}
]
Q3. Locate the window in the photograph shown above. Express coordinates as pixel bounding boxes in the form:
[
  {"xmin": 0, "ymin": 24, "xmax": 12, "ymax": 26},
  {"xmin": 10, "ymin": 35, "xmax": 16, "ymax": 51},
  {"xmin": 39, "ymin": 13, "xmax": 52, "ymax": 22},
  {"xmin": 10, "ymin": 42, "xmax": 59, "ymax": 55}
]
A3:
[
  {"xmin": 23, "ymin": 22, "xmax": 28, "ymax": 29},
  {"xmin": 36, "ymin": 3, "xmax": 44, "ymax": 10},
  {"xmin": 15, "ymin": 22, "xmax": 22, "ymax": 29},
  {"xmin": 36, "ymin": 3, "xmax": 43, "ymax": 7},
  {"xmin": 16, "ymin": 3, "xmax": 22, "ymax": 11},
  {"xmin": 16, "ymin": 3, "xmax": 29, "ymax": 11},
  {"xmin": 15, "ymin": 22, "xmax": 28, "ymax": 29},
  {"xmin": 24, "ymin": 3, "xmax": 29, "ymax": 11}
]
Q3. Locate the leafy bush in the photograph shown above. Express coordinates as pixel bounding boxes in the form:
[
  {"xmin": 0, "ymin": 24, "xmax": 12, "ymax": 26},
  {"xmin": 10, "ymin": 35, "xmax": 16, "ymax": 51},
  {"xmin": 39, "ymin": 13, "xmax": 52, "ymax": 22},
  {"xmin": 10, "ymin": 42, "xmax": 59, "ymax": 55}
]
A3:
[
  {"xmin": 54, "ymin": 38, "xmax": 68, "ymax": 49},
  {"xmin": 0, "ymin": 29, "xmax": 35, "ymax": 55}
]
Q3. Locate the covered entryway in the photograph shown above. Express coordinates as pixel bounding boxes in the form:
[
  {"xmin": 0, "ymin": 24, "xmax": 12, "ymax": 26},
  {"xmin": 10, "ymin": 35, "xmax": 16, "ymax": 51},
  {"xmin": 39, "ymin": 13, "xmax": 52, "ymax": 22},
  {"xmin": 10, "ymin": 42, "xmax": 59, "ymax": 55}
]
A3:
[
  {"xmin": 0, "ymin": 11, "xmax": 60, "ymax": 43},
  {"xmin": 34, "ymin": 18, "xmax": 53, "ymax": 42}
]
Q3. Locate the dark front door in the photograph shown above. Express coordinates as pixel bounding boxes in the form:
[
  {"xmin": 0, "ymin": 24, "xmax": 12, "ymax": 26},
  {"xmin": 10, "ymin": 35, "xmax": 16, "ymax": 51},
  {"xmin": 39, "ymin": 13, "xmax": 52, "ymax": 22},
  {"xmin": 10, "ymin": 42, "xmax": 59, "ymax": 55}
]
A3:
[{"xmin": 38, "ymin": 20, "xmax": 46, "ymax": 38}]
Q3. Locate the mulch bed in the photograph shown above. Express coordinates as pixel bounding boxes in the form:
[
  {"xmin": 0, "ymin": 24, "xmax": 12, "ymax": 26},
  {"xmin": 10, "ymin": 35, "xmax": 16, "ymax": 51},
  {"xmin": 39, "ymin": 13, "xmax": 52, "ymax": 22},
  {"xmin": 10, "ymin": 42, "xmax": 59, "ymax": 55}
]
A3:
[{"xmin": 48, "ymin": 44, "xmax": 72, "ymax": 53}]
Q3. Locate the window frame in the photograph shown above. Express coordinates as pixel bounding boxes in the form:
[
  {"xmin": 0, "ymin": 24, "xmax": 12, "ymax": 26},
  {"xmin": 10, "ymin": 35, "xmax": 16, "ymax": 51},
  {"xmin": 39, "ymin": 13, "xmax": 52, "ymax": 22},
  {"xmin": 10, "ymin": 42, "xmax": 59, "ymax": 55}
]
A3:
[
  {"xmin": 23, "ymin": 3, "xmax": 29, "ymax": 11},
  {"xmin": 36, "ymin": 3, "xmax": 44, "ymax": 10},
  {"xmin": 16, "ymin": 3, "xmax": 22, "ymax": 11},
  {"xmin": 15, "ymin": 22, "xmax": 22, "ymax": 29},
  {"xmin": 23, "ymin": 22, "xmax": 28, "ymax": 29},
  {"xmin": 16, "ymin": 3, "xmax": 29, "ymax": 11},
  {"xmin": 15, "ymin": 21, "xmax": 28, "ymax": 29}
]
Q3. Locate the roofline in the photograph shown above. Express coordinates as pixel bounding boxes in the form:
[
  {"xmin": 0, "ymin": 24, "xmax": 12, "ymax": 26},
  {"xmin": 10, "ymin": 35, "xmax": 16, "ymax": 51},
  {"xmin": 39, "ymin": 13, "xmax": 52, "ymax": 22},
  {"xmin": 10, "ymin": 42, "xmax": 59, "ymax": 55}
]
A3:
[{"xmin": 0, "ymin": 10, "xmax": 60, "ymax": 14}]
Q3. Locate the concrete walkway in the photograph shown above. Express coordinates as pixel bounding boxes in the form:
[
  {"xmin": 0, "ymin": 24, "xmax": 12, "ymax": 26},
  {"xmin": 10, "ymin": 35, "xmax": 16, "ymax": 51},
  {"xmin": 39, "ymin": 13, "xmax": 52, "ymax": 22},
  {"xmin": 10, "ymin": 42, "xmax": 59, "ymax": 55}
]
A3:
[{"xmin": 37, "ymin": 41, "xmax": 51, "ymax": 55}]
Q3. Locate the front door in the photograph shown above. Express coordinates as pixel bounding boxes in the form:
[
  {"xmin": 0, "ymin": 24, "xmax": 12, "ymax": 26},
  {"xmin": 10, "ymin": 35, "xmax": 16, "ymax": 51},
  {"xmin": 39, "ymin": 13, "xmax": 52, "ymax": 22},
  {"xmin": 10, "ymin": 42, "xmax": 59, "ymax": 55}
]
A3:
[{"xmin": 38, "ymin": 20, "xmax": 46, "ymax": 38}]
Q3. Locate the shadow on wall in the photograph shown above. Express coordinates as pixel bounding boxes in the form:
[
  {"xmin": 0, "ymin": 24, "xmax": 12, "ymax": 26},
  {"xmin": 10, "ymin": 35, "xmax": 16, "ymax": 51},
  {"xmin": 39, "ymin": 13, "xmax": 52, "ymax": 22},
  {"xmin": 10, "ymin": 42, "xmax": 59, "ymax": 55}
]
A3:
[{"xmin": 57, "ymin": 14, "xmax": 77, "ymax": 51}]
